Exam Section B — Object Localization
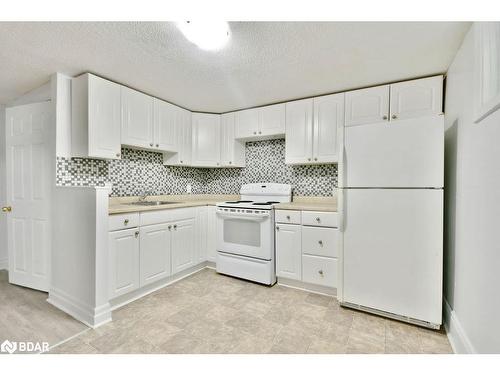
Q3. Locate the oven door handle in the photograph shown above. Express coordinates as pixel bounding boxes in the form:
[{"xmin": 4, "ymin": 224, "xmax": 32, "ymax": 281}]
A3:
[{"xmin": 216, "ymin": 211, "xmax": 270, "ymax": 221}]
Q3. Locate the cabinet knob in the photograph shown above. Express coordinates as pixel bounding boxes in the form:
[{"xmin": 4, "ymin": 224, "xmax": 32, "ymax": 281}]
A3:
[
  {"xmin": 124, "ymin": 219, "xmax": 129, "ymax": 225},
  {"xmin": 149, "ymin": 143, "xmax": 153, "ymax": 147},
  {"xmin": 217, "ymin": 162, "xmax": 219, "ymax": 166},
  {"xmin": 134, "ymin": 231, "xmax": 139, "ymax": 238},
  {"xmin": 392, "ymin": 114, "xmax": 397, "ymax": 120},
  {"xmin": 383, "ymin": 115, "xmax": 388, "ymax": 120},
  {"xmin": 116, "ymin": 153, "xmax": 121, "ymax": 158},
  {"xmin": 316, "ymin": 217, "xmax": 321, "ymax": 222},
  {"xmin": 156, "ymin": 144, "xmax": 159, "ymax": 147},
  {"xmin": 180, "ymin": 160, "xmax": 183, "ymax": 163},
  {"xmin": 258, "ymin": 131, "xmax": 261, "ymax": 134},
  {"xmin": 253, "ymin": 131, "xmax": 257, "ymax": 135},
  {"xmin": 286, "ymin": 215, "xmax": 290, "ymax": 220},
  {"xmin": 173, "ymin": 224, "xmax": 177, "ymax": 230},
  {"xmin": 318, "ymin": 240, "xmax": 323, "ymax": 246},
  {"xmin": 308, "ymin": 158, "xmax": 311, "ymax": 161},
  {"xmin": 168, "ymin": 225, "xmax": 172, "ymax": 230},
  {"xmin": 276, "ymin": 226, "xmax": 280, "ymax": 231},
  {"xmin": 314, "ymin": 157, "xmax": 318, "ymax": 161},
  {"xmin": 318, "ymin": 270, "xmax": 324, "ymax": 276},
  {"xmin": 2, "ymin": 206, "xmax": 12, "ymax": 213},
  {"xmin": 229, "ymin": 161, "xmax": 232, "ymax": 164}
]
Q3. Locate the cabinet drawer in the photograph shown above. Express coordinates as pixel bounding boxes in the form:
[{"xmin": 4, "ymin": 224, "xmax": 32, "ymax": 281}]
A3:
[
  {"xmin": 302, "ymin": 211, "xmax": 338, "ymax": 227},
  {"xmin": 275, "ymin": 210, "xmax": 301, "ymax": 224},
  {"xmin": 302, "ymin": 226, "xmax": 338, "ymax": 257},
  {"xmin": 302, "ymin": 255, "xmax": 337, "ymax": 288},
  {"xmin": 109, "ymin": 213, "xmax": 140, "ymax": 231}
]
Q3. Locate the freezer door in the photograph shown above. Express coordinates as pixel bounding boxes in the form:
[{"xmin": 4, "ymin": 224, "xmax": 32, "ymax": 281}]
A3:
[
  {"xmin": 343, "ymin": 116, "xmax": 443, "ymax": 188},
  {"xmin": 342, "ymin": 189, "xmax": 443, "ymax": 325}
]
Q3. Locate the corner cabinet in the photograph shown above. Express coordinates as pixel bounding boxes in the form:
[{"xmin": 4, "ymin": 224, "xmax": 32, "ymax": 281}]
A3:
[
  {"xmin": 235, "ymin": 103, "xmax": 285, "ymax": 140},
  {"xmin": 191, "ymin": 113, "xmax": 221, "ymax": 167},
  {"xmin": 285, "ymin": 93, "xmax": 343, "ymax": 165},
  {"xmin": 220, "ymin": 113, "xmax": 245, "ymax": 167},
  {"xmin": 71, "ymin": 73, "xmax": 122, "ymax": 159},
  {"xmin": 163, "ymin": 107, "xmax": 192, "ymax": 166}
]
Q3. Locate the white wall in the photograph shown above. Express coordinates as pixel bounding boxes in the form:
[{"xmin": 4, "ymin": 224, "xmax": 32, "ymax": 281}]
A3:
[
  {"xmin": 7, "ymin": 82, "xmax": 51, "ymax": 107},
  {"xmin": 0, "ymin": 104, "xmax": 7, "ymax": 269},
  {"xmin": 444, "ymin": 24, "xmax": 500, "ymax": 353}
]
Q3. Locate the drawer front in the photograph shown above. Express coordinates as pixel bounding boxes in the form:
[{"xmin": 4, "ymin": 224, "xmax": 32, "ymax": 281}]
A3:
[
  {"xmin": 141, "ymin": 207, "xmax": 196, "ymax": 226},
  {"xmin": 275, "ymin": 210, "xmax": 301, "ymax": 224},
  {"xmin": 302, "ymin": 211, "xmax": 338, "ymax": 227},
  {"xmin": 302, "ymin": 226, "xmax": 338, "ymax": 257},
  {"xmin": 109, "ymin": 213, "xmax": 140, "ymax": 231},
  {"xmin": 302, "ymin": 255, "xmax": 337, "ymax": 287}
]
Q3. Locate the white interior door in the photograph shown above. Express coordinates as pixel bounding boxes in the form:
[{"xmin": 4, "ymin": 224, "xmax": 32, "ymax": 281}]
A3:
[
  {"xmin": 5, "ymin": 102, "xmax": 53, "ymax": 291},
  {"xmin": 342, "ymin": 189, "xmax": 443, "ymax": 324}
]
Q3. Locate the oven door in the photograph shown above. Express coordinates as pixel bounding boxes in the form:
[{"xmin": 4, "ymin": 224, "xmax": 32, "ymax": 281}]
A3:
[{"xmin": 216, "ymin": 207, "xmax": 273, "ymax": 260}]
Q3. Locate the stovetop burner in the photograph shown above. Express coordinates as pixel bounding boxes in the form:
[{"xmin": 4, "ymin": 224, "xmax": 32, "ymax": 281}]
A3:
[{"xmin": 225, "ymin": 200, "xmax": 254, "ymax": 204}]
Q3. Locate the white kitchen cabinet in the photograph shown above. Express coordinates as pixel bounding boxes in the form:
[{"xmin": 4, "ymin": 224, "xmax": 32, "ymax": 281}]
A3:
[
  {"xmin": 163, "ymin": 108, "xmax": 192, "ymax": 166},
  {"xmin": 71, "ymin": 73, "xmax": 122, "ymax": 159},
  {"xmin": 171, "ymin": 218, "xmax": 196, "ymax": 274},
  {"xmin": 220, "ymin": 113, "xmax": 245, "ymax": 167},
  {"xmin": 285, "ymin": 98, "xmax": 313, "ymax": 164},
  {"xmin": 140, "ymin": 223, "xmax": 172, "ymax": 287},
  {"xmin": 121, "ymin": 86, "xmax": 154, "ymax": 149},
  {"xmin": 235, "ymin": 104, "xmax": 285, "ymax": 140},
  {"xmin": 313, "ymin": 93, "xmax": 344, "ymax": 163},
  {"xmin": 191, "ymin": 113, "xmax": 221, "ymax": 167},
  {"xmin": 302, "ymin": 255, "xmax": 337, "ymax": 287},
  {"xmin": 108, "ymin": 228, "xmax": 140, "ymax": 299},
  {"xmin": 275, "ymin": 223, "xmax": 302, "ymax": 280},
  {"xmin": 195, "ymin": 206, "xmax": 208, "ymax": 263},
  {"xmin": 345, "ymin": 85, "xmax": 390, "ymax": 127},
  {"xmin": 389, "ymin": 76, "xmax": 443, "ymax": 121},
  {"xmin": 153, "ymin": 99, "xmax": 177, "ymax": 152},
  {"xmin": 206, "ymin": 206, "xmax": 217, "ymax": 262}
]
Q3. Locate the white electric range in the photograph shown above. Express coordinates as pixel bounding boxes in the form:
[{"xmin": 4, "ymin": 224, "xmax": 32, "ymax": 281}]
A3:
[{"xmin": 215, "ymin": 183, "xmax": 292, "ymax": 285}]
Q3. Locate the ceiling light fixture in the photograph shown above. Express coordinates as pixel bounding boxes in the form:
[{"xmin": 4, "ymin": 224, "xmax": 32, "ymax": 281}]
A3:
[{"xmin": 176, "ymin": 21, "xmax": 230, "ymax": 51}]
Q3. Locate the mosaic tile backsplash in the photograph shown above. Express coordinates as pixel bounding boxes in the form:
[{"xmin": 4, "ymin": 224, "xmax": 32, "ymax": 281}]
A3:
[{"xmin": 56, "ymin": 139, "xmax": 337, "ymax": 197}]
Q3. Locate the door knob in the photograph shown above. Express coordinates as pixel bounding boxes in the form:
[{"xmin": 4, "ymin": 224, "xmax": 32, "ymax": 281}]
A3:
[{"xmin": 2, "ymin": 206, "xmax": 12, "ymax": 213}]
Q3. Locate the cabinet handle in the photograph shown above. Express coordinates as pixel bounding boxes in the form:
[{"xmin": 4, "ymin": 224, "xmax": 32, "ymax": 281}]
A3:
[
  {"xmin": 318, "ymin": 240, "xmax": 323, "ymax": 246},
  {"xmin": 116, "ymin": 153, "xmax": 121, "ymax": 158},
  {"xmin": 149, "ymin": 143, "xmax": 153, "ymax": 147},
  {"xmin": 180, "ymin": 160, "xmax": 183, "ymax": 163},
  {"xmin": 168, "ymin": 225, "xmax": 172, "ymax": 230},
  {"xmin": 253, "ymin": 131, "xmax": 257, "ymax": 135},
  {"xmin": 383, "ymin": 115, "xmax": 388, "ymax": 120},
  {"xmin": 217, "ymin": 162, "xmax": 219, "ymax": 166},
  {"xmin": 286, "ymin": 215, "xmax": 290, "ymax": 220},
  {"xmin": 314, "ymin": 157, "xmax": 318, "ymax": 161},
  {"xmin": 156, "ymin": 144, "xmax": 159, "ymax": 147},
  {"xmin": 124, "ymin": 219, "xmax": 129, "ymax": 225},
  {"xmin": 318, "ymin": 270, "xmax": 324, "ymax": 276},
  {"xmin": 134, "ymin": 231, "xmax": 139, "ymax": 238},
  {"xmin": 316, "ymin": 217, "xmax": 321, "ymax": 222},
  {"xmin": 276, "ymin": 226, "xmax": 280, "ymax": 231},
  {"xmin": 392, "ymin": 114, "xmax": 397, "ymax": 120},
  {"xmin": 173, "ymin": 224, "xmax": 177, "ymax": 230},
  {"xmin": 229, "ymin": 161, "xmax": 232, "ymax": 164},
  {"xmin": 308, "ymin": 158, "xmax": 311, "ymax": 161},
  {"xmin": 258, "ymin": 131, "xmax": 261, "ymax": 134}
]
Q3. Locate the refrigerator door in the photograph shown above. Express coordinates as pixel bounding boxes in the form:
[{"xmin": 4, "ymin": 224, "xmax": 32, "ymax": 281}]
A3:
[
  {"xmin": 343, "ymin": 115, "xmax": 444, "ymax": 188},
  {"xmin": 342, "ymin": 189, "xmax": 443, "ymax": 325}
]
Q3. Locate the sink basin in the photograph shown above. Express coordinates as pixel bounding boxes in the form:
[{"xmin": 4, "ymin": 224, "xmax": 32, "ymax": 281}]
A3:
[{"xmin": 129, "ymin": 201, "xmax": 181, "ymax": 206}]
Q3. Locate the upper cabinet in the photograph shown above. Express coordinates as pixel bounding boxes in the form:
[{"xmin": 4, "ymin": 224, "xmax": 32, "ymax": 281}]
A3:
[
  {"xmin": 153, "ymin": 99, "xmax": 177, "ymax": 152},
  {"xmin": 285, "ymin": 93, "xmax": 344, "ymax": 165},
  {"xmin": 389, "ymin": 76, "xmax": 443, "ymax": 121},
  {"xmin": 71, "ymin": 73, "xmax": 122, "ymax": 160},
  {"xmin": 220, "ymin": 113, "xmax": 245, "ymax": 167},
  {"xmin": 345, "ymin": 76, "xmax": 443, "ymax": 127},
  {"xmin": 191, "ymin": 113, "xmax": 221, "ymax": 167},
  {"xmin": 345, "ymin": 85, "xmax": 390, "ymax": 126},
  {"xmin": 234, "ymin": 103, "xmax": 285, "ymax": 140},
  {"xmin": 121, "ymin": 86, "xmax": 154, "ymax": 149},
  {"xmin": 163, "ymin": 107, "xmax": 191, "ymax": 166}
]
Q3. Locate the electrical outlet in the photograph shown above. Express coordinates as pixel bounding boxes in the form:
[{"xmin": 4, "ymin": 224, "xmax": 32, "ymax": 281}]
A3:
[{"xmin": 186, "ymin": 184, "xmax": 192, "ymax": 194}]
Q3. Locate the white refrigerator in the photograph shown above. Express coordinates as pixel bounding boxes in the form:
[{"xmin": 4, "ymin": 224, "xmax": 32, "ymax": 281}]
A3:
[{"xmin": 339, "ymin": 115, "xmax": 444, "ymax": 328}]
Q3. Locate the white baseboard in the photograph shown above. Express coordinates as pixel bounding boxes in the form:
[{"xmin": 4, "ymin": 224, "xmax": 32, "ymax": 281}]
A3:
[
  {"xmin": 0, "ymin": 258, "xmax": 7, "ymax": 271},
  {"xmin": 278, "ymin": 277, "xmax": 337, "ymax": 297},
  {"xmin": 47, "ymin": 287, "xmax": 112, "ymax": 328},
  {"xmin": 443, "ymin": 299, "xmax": 476, "ymax": 354}
]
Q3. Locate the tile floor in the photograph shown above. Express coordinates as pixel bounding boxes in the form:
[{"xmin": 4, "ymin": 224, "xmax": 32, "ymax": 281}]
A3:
[
  {"xmin": 48, "ymin": 268, "xmax": 453, "ymax": 354},
  {"xmin": 0, "ymin": 270, "xmax": 87, "ymax": 349}
]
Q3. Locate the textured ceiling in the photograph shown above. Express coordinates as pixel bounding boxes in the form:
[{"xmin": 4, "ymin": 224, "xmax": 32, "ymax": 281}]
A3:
[{"xmin": 0, "ymin": 22, "xmax": 470, "ymax": 112}]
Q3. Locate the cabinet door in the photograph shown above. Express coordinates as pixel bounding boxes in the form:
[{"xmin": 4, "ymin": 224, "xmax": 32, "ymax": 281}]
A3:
[
  {"xmin": 275, "ymin": 224, "xmax": 302, "ymax": 280},
  {"xmin": 171, "ymin": 218, "xmax": 196, "ymax": 274},
  {"xmin": 192, "ymin": 113, "xmax": 221, "ymax": 167},
  {"xmin": 285, "ymin": 98, "xmax": 313, "ymax": 164},
  {"xmin": 153, "ymin": 99, "xmax": 177, "ymax": 152},
  {"xmin": 234, "ymin": 108, "xmax": 259, "ymax": 139},
  {"xmin": 87, "ymin": 75, "xmax": 122, "ymax": 159},
  {"xmin": 206, "ymin": 206, "xmax": 217, "ymax": 262},
  {"xmin": 313, "ymin": 93, "xmax": 344, "ymax": 163},
  {"xmin": 195, "ymin": 206, "xmax": 208, "ymax": 263},
  {"xmin": 140, "ymin": 223, "xmax": 172, "ymax": 287},
  {"xmin": 220, "ymin": 112, "xmax": 235, "ymax": 166},
  {"xmin": 259, "ymin": 103, "xmax": 285, "ymax": 137},
  {"xmin": 121, "ymin": 86, "xmax": 154, "ymax": 148},
  {"xmin": 390, "ymin": 76, "xmax": 443, "ymax": 121},
  {"xmin": 345, "ymin": 85, "xmax": 389, "ymax": 126},
  {"xmin": 108, "ymin": 228, "xmax": 140, "ymax": 299}
]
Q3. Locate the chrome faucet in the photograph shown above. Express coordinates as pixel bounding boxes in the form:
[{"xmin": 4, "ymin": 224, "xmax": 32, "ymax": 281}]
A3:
[{"xmin": 139, "ymin": 191, "xmax": 151, "ymax": 202}]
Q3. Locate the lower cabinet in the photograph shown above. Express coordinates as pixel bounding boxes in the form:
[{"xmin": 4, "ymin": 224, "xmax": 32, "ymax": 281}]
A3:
[
  {"xmin": 275, "ymin": 224, "xmax": 302, "ymax": 280},
  {"xmin": 108, "ymin": 228, "xmax": 140, "ymax": 299},
  {"xmin": 140, "ymin": 223, "xmax": 172, "ymax": 287},
  {"xmin": 171, "ymin": 218, "xmax": 196, "ymax": 274},
  {"xmin": 206, "ymin": 206, "xmax": 217, "ymax": 262}
]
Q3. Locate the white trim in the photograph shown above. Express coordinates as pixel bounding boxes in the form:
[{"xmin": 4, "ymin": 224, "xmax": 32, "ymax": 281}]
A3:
[
  {"xmin": 47, "ymin": 327, "xmax": 91, "ymax": 352},
  {"xmin": 443, "ymin": 299, "xmax": 476, "ymax": 354},
  {"xmin": 0, "ymin": 258, "xmax": 7, "ymax": 270},
  {"xmin": 278, "ymin": 277, "xmax": 337, "ymax": 297},
  {"xmin": 47, "ymin": 287, "xmax": 112, "ymax": 328}
]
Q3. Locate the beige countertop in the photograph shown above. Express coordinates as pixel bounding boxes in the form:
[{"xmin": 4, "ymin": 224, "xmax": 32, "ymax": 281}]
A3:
[
  {"xmin": 274, "ymin": 196, "xmax": 337, "ymax": 212},
  {"xmin": 108, "ymin": 194, "xmax": 239, "ymax": 214}
]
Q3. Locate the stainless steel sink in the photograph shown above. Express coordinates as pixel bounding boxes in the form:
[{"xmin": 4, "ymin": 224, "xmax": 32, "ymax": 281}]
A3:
[{"xmin": 129, "ymin": 201, "xmax": 181, "ymax": 206}]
